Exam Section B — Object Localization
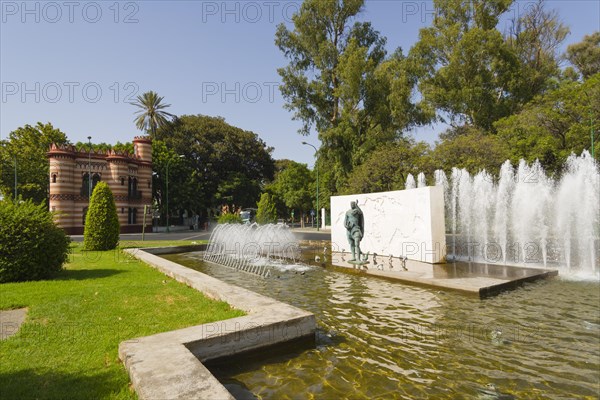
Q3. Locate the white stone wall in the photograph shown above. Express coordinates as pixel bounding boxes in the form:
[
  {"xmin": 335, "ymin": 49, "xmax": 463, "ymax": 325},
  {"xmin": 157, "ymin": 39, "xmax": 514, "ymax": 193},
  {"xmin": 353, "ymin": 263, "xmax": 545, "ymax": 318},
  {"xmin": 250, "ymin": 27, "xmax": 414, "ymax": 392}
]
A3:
[{"xmin": 330, "ymin": 186, "xmax": 446, "ymax": 263}]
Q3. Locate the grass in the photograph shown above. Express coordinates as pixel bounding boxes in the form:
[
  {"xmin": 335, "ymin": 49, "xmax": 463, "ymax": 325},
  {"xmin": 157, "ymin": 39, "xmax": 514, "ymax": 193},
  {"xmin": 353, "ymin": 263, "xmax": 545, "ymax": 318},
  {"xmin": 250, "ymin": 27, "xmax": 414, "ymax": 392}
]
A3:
[{"xmin": 0, "ymin": 240, "xmax": 243, "ymax": 399}]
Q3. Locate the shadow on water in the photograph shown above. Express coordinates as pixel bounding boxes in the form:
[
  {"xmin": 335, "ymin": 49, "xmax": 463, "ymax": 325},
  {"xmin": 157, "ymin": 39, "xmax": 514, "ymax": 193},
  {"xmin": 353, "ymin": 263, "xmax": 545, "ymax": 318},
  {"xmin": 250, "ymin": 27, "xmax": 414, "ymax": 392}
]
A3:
[
  {"xmin": 205, "ymin": 336, "xmax": 318, "ymax": 400},
  {"xmin": 53, "ymin": 269, "xmax": 124, "ymax": 281},
  {"xmin": 0, "ymin": 369, "xmax": 123, "ymax": 399}
]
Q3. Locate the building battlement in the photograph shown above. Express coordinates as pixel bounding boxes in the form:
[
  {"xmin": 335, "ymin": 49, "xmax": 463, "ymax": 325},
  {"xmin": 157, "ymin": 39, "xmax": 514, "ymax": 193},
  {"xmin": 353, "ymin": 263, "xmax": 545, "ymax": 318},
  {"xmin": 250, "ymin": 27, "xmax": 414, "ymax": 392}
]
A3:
[{"xmin": 48, "ymin": 136, "xmax": 153, "ymax": 235}]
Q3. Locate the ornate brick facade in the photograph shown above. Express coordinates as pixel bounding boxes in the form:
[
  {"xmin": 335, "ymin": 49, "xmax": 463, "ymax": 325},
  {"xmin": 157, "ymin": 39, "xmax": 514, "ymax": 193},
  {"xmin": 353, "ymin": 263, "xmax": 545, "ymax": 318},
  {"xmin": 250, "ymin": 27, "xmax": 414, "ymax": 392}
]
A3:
[{"xmin": 48, "ymin": 136, "xmax": 152, "ymax": 235}]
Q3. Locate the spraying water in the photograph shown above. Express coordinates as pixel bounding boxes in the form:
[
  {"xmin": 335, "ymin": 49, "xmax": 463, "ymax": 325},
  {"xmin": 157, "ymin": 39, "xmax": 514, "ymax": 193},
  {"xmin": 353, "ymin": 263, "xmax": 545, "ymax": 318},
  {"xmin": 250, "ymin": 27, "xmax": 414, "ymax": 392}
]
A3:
[
  {"xmin": 203, "ymin": 223, "xmax": 302, "ymax": 277},
  {"xmin": 417, "ymin": 172, "xmax": 427, "ymax": 188},
  {"xmin": 434, "ymin": 152, "xmax": 599, "ymax": 277},
  {"xmin": 405, "ymin": 174, "xmax": 416, "ymax": 189}
]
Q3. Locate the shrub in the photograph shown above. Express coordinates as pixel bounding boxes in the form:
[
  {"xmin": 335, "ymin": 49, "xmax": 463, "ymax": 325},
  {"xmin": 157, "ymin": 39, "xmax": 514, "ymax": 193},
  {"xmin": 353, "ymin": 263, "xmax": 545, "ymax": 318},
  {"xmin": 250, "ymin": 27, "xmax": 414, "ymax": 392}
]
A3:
[
  {"xmin": 0, "ymin": 199, "xmax": 70, "ymax": 282},
  {"xmin": 83, "ymin": 182, "xmax": 120, "ymax": 250},
  {"xmin": 256, "ymin": 193, "xmax": 277, "ymax": 224},
  {"xmin": 217, "ymin": 213, "xmax": 242, "ymax": 224}
]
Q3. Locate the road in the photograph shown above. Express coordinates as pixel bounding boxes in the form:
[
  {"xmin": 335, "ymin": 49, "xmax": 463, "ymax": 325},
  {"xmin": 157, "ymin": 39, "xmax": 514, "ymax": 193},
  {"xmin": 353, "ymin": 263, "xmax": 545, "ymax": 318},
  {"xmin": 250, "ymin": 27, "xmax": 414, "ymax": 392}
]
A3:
[{"xmin": 69, "ymin": 228, "xmax": 331, "ymax": 242}]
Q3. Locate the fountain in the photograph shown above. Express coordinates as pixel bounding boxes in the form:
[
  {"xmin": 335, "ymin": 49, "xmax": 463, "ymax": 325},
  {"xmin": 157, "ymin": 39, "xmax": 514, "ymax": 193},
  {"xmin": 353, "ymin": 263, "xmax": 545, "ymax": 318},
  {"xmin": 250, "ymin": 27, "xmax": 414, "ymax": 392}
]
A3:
[
  {"xmin": 147, "ymin": 152, "xmax": 599, "ymax": 399},
  {"xmin": 405, "ymin": 173, "xmax": 416, "ymax": 189},
  {"xmin": 435, "ymin": 151, "xmax": 599, "ymax": 277},
  {"xmin": 203, "ymin": 223, "xmax": 301, "ymax": 277}
]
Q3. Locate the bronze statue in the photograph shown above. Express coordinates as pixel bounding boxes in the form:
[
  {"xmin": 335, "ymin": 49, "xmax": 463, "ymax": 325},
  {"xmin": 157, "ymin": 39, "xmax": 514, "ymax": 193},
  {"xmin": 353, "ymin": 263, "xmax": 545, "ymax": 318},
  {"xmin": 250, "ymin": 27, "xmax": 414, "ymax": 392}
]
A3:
[{"xmin": 344, "ymin": 201, "xmax": 364, "ymax": 262}]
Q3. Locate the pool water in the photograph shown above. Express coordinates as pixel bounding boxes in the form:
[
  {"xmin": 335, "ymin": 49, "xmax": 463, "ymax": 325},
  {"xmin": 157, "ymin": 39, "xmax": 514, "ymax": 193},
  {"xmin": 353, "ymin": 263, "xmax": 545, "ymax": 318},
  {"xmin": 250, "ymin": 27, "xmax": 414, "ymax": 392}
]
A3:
[{"xmin": 163, "ymin": 251, "xmax": 600, "ymax": 399}]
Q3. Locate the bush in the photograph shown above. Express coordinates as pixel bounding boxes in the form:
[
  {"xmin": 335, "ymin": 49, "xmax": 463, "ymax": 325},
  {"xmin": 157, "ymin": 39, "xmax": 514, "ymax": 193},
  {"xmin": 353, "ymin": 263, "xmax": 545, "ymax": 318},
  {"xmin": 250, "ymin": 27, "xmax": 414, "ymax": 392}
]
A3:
[
  {"xmin": 0, "ymin": 199, "xmax": 70, "ymax": 282},
  {"xmin": 217, "ymin": 213, "xmax": 243, "ymax": 224},
  {"xmin": 256, "ymin": 193, "xmax": 277, "ymax": 224},
  {"xmin": 83, "ymin": 182, "xmax": 120, "ymax": 250}
]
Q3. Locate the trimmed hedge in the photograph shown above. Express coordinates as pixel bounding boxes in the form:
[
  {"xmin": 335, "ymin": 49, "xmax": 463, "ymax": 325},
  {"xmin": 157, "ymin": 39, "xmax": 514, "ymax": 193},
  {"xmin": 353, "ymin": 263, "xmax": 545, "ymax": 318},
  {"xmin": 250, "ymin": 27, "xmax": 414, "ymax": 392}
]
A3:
[
  {"xmin": 256, "ymin": 193, "xmax": 277, "ymax": 224},
  {"xmin": 83, "ymin": 182, "xmax": 120, "ymax": 250},
  {"xmin": 0, "ymin": 199, "xmax": 70, "ymax": 282},
  {"xmin": 217, "ymin": 213, "xmax": 243, "ymax": 224}
]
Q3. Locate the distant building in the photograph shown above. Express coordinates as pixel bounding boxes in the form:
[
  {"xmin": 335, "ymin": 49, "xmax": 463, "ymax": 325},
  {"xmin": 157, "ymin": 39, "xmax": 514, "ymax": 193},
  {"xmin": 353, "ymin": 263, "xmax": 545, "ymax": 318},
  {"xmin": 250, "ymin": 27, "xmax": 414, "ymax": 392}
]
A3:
[{"xmin": 47, "ymin": 136, "xmax": 152, "ymax": 234}]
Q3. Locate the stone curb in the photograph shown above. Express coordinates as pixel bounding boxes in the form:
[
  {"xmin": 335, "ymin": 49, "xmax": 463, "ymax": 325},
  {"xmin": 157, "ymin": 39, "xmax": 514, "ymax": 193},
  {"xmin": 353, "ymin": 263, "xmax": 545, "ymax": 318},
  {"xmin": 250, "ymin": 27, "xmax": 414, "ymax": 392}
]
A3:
[{"xmin": 119, "ymin": 247, "xmax": 316, "ymax": 400}]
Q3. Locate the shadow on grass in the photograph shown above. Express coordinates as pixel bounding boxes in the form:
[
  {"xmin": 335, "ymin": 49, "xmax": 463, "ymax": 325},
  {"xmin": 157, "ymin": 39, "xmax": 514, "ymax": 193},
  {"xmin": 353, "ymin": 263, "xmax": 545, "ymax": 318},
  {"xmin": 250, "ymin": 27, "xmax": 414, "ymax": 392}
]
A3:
[
  {"xmin": 54, "ymin": 269, "xmax": 124, "ymax": 281},
  {"xmin": 0, "ymin": 369, "xmax": 125, "ymax": 399}
]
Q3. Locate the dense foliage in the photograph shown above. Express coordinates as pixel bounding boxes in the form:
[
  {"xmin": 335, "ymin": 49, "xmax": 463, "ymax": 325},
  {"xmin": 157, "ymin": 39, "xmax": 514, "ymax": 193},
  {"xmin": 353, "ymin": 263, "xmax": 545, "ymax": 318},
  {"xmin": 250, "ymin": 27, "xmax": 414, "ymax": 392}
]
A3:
[
  {"xmin": 256, "ymin": 193, "xmax": 278, "ymax": 225},
  {"xmin": 0, "ymin": 199, "xmax": 70, "ymax": 282},
  {"xmin": 277, "ymin": 0, "xmax": 599, "ymax": 200},
  {"xmin": 217, "ymin": 213, "xmax": 242, "ymax": 224},
  {"xmin": 0, "ymin": 123, "xmax": 69, "ymax": 204},
  {"xmin": 267, "ymin": 161, "xmax": 314, "ymax": 220},
  {"xmin": 83, "ymin": 182, "xmax": 120, "ymax": 251},
  {"xmin": 152, "ymin": 115, "xmax": 275, "ymax": 217}
]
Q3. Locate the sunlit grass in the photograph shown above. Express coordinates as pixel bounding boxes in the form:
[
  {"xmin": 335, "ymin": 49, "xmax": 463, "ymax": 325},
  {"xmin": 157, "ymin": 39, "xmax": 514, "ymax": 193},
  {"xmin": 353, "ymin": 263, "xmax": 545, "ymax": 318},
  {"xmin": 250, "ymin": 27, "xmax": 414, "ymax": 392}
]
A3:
[{"xmin": 0, "ymin": 241, "xmax": 242, "ymax": 399}]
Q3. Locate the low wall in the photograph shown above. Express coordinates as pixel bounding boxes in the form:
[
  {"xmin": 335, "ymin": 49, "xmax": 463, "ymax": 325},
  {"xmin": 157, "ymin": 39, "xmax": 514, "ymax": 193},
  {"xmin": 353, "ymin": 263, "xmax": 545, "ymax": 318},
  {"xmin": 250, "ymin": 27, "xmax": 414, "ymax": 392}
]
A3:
[
  {"xmin": 330, "ymin": 187, "xmax": 447, "ymax": 263},
  {"xmin": 119, "ymin": 247, "xmax": 316, "ymax": 399}
]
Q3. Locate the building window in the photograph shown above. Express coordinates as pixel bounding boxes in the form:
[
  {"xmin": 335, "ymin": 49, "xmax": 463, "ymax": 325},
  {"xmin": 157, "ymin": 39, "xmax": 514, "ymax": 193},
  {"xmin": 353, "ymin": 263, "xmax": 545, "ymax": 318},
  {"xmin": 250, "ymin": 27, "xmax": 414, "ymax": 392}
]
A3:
[
  {"xmin": 51, "ymin": 174, "xmax": 57, "ymax": 183},
  {"xmin": 121, "ymin": 177, "xmax": 125, "ymax": 186},
  {"xmin": 128, "ymin": 207, "xmax": 138, "ymax": 224},
  {"xmin": 92, "ymin": 173, "xmax": 101, "ymax": 191},
  {"xmin": 81, "ymin": 173, "xmax": 101, "ymax": 196},
  {"xmin": 147, "ymin": 180, "xmax": 151, "ymax": 189},
  {"xmin": 121, "ymin": 207, "xmax": 124, "ymax": 214},
  {"xmin": 52, "ymin": 206, "xmax": 56, "ymax": 212}
]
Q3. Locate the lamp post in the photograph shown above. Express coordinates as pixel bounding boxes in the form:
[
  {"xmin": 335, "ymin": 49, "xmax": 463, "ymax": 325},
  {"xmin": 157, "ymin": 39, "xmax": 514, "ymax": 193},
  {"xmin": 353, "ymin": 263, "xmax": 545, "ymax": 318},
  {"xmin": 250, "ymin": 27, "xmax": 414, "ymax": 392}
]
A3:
[
  {"xmin": 583, "ymin": 91, "xmax": 596, "ymax": 159},
  {"xmin": 13, "ymin": 155, "xmax": 17, "ymax": 201},
  {"xmin": 87, "ymin": 136, "xmax": 92, "ymax": 198},
  {"xmin": 302, "ymin": 142, "xmax": 319, "ymax": 231},
  {"xmin": 590, "ymin": 107, "xmax": 595, "ymax": 159},
  {"xmin": 166, "ymin": 154, "xmax": 185, "ymax": 233}
]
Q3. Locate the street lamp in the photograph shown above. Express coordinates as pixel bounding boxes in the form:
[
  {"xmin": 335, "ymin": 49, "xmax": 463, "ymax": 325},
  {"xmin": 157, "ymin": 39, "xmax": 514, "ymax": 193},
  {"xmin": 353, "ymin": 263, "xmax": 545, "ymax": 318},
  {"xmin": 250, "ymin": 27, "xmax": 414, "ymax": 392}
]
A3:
[
  {"xmin": 13, "ymin": 155, "xmax": 17, "ymax": 201},
  {"xmin": 87, "ymin": 136, "xmax": 92, "ymax": 198},
  {"xmin": 583, "ymin": 91, "xmax": 596, "ymax": 159},
  {"xmin": 166, "ymin": 154, "xmax": 185, "ymax": 233},
  {"xmin": 302, "ymin": 142, "xmax": 319, "ymax": 231}
]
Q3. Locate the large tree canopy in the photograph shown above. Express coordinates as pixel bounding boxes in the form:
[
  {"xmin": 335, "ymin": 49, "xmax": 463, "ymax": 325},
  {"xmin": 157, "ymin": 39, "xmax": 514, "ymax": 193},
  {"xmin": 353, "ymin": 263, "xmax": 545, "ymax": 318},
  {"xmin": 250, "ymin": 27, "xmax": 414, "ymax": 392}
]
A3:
[
  {"xmin": 276, "ymin": 0, "xmax": 422, "ymax": 193},
  {"xmin": 408, "ymin": 0, "xmax": 567, "ymax": 131},
  {"xmin": 566, "ymin": 32, "xmax": 600, "ymax": 80},
  {"xmin": 0, "ymin": 123, "xmax": 69, "ymax": 204},
  {"xmin": 494, "ymin": 73, "xmax": 600, "ymax": 174},
  {"xmin": 152, "ymin": 115, "xmax": 275, "ymax": 215}
]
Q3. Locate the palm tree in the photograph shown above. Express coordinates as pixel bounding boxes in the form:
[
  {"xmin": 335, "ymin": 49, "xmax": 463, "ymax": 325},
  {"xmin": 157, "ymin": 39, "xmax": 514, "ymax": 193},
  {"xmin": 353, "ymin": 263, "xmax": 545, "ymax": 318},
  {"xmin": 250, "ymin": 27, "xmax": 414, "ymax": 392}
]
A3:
[{"xmin": 131, "ymin": 91, "xmax": 174, "ymax": 135}]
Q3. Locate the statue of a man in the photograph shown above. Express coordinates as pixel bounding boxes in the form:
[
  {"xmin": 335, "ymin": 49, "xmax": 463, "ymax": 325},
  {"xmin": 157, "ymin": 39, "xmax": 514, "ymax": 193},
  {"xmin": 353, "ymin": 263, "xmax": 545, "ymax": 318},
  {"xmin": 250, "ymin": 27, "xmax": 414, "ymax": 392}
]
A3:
[{"xmin": 344, "ymin": 201, "xmax": 364, "ymax": 261}]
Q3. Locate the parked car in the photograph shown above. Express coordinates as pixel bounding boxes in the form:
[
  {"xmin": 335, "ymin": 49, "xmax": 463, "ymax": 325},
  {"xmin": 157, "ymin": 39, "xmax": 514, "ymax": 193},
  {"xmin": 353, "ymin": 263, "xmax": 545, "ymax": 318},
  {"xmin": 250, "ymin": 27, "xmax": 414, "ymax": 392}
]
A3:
[{"xmin": 240, "ymin": 208, "xmax": 257, "ymax": 224}]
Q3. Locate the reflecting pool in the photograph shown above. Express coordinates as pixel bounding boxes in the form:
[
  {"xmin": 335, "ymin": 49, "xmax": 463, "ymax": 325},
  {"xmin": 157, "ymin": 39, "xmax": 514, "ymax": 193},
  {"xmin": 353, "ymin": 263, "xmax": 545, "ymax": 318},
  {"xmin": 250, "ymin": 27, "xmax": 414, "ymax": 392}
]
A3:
[{"xmin": 163, "ymin": 250, "xmax": 599, "ymax": 399}]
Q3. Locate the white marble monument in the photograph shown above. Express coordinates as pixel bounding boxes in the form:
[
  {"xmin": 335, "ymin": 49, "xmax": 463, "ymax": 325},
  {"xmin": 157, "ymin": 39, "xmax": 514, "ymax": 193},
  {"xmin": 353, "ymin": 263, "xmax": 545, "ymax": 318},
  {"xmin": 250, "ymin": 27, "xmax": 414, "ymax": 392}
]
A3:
[{"xmin": 330, "ymin": 186, "xmax": 446, "ymax": 264}]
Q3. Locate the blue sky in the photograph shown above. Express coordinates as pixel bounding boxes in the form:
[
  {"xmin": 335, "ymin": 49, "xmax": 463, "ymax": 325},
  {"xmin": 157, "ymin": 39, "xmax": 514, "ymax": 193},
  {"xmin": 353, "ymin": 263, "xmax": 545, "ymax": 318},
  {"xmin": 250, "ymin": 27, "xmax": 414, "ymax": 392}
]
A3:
[{"xmin": 1, "ymin": 0, "xmax": 599, "ymax": 166}]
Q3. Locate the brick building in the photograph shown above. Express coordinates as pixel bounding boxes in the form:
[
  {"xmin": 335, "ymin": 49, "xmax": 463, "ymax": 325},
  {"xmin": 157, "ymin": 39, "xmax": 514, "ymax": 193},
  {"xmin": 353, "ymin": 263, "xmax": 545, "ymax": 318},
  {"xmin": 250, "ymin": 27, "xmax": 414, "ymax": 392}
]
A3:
[{"xmin": 47, "ymin": 136, "xmax": 153, "ymax": 234}]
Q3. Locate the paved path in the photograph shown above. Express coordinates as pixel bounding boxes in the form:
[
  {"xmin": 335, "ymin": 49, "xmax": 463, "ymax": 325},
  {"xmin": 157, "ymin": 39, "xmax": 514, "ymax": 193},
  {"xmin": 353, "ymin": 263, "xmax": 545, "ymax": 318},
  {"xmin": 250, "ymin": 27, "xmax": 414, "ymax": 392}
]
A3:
[
  {"xmin": 0, "ymin": 308, "xmax": 27, "ymax": 340},
  {"xmin": 69, "ymin": 227, "xmax": 331, "ymax": 242}
]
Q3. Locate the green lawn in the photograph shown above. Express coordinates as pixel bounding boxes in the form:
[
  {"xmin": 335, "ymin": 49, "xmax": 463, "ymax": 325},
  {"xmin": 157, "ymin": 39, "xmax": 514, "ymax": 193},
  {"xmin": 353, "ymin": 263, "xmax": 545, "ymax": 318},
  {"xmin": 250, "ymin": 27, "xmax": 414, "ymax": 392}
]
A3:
[{"xmin": 0, "ymin": 241, "xmax": 244, "ymax": 399}]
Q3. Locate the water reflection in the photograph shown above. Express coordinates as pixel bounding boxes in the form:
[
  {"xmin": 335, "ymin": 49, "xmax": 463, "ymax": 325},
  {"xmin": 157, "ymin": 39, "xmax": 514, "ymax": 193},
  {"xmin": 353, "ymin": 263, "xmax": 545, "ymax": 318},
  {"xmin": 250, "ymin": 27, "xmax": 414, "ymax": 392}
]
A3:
[{"xmin": 164, "ymin": 253, "xmax": 600, "ymax": 399}]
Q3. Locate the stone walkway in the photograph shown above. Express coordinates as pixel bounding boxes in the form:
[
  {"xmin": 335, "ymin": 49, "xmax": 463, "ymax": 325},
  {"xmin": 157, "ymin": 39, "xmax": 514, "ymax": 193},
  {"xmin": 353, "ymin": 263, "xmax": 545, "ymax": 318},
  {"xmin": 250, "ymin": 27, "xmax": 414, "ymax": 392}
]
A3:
[{"xmin": 0, "ymin": 308, "xmax": 28, "ymax": 340}]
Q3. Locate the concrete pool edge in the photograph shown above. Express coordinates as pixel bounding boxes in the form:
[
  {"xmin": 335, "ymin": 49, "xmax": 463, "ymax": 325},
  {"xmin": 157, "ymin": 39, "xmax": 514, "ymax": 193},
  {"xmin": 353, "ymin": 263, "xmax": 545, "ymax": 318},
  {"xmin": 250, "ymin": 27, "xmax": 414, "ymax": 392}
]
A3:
[{"xmin": 118, "ymin": 247, "xmax": 316, "ymax": 400}]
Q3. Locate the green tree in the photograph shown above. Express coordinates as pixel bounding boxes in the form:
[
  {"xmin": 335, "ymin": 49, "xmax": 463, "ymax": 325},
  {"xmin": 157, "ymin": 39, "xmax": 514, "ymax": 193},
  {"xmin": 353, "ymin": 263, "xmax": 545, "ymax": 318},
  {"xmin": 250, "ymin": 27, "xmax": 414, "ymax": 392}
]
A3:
[
  {"xmin": 132, "ymin": 91, "xmax": 174, "ymax": 135},
  {"xmin": 0, "ymin": 122, "xmax": 69, "ymax": 204},
  {"xmin": 566, "ymin": 32, "xmax": 600, "ymax": 80},
  {"xmin": 73, "ymin": 141, "xmax": 134, "ymax": 154},
  {"xmin": 276, "ymin": 0, "xmax": 416, "ymax": 192},
  {"xmin": 268, "ymin": 161, "xmax": 314, "ymax": 226},
  {"xmin": 408, "ymin": 0, "xmax": 566, "ymax": 131},
  {"xmin": 343, "ymin": 139, "xmax": 431, "ymax": 194},
  {"xmin": 0, "ymin": 198, "xmax": 70, "ymax": 282},
  {"xmin": 152, "ymin": 115, "xmax": 275, "ymax": 216},
  {"xmin": 495, "ymin": 73, "xmax": 600, "ymax": 173},
  {"xmin": 505, "ymin": 0, "xmax": 569, "ymax": 103},
  {"xmin": 431, "ymin": 126, "xmax": 511, "ymax": 176},
  {"xmin": 256, "ymin": 193, "xmax": 277, "ymax": 225},
  {"xmin": 83, "ymin": 182, "xmax": 120, "ymax": 251}
]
